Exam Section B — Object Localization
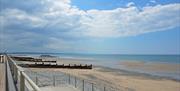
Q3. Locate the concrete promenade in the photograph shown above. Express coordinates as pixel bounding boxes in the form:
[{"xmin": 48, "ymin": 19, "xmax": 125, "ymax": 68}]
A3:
[{"xmin": 0, "ymin": 63, "xmax": 5, "ymax": 91}]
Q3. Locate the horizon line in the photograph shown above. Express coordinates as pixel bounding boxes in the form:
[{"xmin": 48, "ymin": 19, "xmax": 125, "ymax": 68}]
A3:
[{"xmin": 1, "ymin": 51, "xmax": 180, "ymax": 55}]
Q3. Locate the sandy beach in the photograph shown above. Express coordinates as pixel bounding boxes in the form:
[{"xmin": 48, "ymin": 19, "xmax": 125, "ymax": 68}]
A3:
[
  {"xmin": 119, "ymin": 61, "xmax": 180, "ymax": 72},
  {"xmin": 26, "ymin": 58, "xmax": 180, "ymax": 91}
]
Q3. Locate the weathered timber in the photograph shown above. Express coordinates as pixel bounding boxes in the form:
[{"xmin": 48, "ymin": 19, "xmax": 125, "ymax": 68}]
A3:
[
  {"xmin": 11, "ymin": 56, "xmax": 35, "ymax": 61},
  {"xmin": 11, "ymin": 56, "xmax": 56, "ymax": 63},
  {"xmin": 12, "ymin": 56, "xmax": 92, "ymax": 69},
  {"xmin": 18, "ymin": 64, "xmax": 92, "ymax": 69}
]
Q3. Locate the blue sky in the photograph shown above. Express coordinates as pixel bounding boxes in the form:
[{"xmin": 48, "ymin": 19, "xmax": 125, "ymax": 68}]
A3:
[
  {"xmin": 0, "ymin": 0, "xmax": 180, "ymax": 54},
  {"xmin": 71, "ymin": 0, "xmax": 180, "ymax": 10}
]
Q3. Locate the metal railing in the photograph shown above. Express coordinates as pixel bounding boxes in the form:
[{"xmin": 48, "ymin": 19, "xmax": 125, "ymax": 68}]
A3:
[
  {"xmin": 6, "ymin": 55, "xmax": 41, "ymax": 91},
  {"xmin": 26, "ymin": 70, "xmax": 127, "ymax": 91}
]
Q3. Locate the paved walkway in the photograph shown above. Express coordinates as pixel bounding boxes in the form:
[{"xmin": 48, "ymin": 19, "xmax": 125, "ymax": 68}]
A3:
[
  {"xmin": 40, "ymin": 85, "xmax": 80, "ymax": 91},
  {"xmin": 0, "ymin": 63, "xmax": 5, "ymax": 91}
]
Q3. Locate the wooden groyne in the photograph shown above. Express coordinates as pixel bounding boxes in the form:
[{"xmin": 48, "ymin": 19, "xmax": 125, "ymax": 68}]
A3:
[
  {"xmin": 12, "ymin": 56, "xmax": 92, "ymax": 69},
  {"xmin": 19, "ymin": 64, "xmax": 92, "ymax": 69},
  {"xmin": 11, "ymin": 56, "xmax": 36, "ymax": 61},
  {"xmin": 11, "ymin": 56, "xmax": 57, "ymax": 64}
]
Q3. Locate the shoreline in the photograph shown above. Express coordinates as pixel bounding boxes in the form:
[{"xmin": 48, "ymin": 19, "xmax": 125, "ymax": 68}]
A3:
[
  {"xmin": 26, "ymin": 65, "xmax": 180, "ymax": 91},
  {"xmin": 14, "ymin": 56, "xmax": 180, "ymax": 91},
  {"xmin": 95, "ymin": 65, "xmax": 180, "ymax": 82},
  {"xmin": 17, "ymin": 56, "xmax": 180, "ymax": 81},
  {"xmin": 55, "ymin": 57, "xmax": 180, "ymax": 81}
]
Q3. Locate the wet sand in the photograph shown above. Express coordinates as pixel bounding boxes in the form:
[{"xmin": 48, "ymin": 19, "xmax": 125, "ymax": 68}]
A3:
[{"xmin": 119, "ymin": 61, "xmax": 180, "ymax": 72}]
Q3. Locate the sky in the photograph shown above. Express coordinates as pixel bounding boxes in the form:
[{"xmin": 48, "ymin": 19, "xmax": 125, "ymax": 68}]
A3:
[{"xmin": 0, "ymin": 0, "xmax": 180, "ymax": 54}]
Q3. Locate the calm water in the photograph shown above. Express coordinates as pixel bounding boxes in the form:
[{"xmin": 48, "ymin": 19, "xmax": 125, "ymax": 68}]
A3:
[
  {"xmin": 58, "ymin": 53, "xmax": 180, "ymax": 63},
  {"xmin": 10, "ymin": 53, "xmax": 180, "ymax": 80},
  {"xmin": 12, "ymin": 53, "xmax": 180, "ymax": 63}
]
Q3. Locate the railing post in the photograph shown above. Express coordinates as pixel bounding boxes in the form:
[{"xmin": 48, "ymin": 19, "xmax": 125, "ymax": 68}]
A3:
[
  {"xmin": 82, "ymin": 80, "xmax": 84, "ymax": 91},
  {"xmin": 11, "ymin": 62, "xmax": 14, "ymax": 76},
  {"xmin": 104, "ymin": 86, "xmax": 106, "ymax": 91},
  {"xmin": 53, "ymin": 75, "xmax": 55, "ymax": 86},
  {"xmin": 14, "ymin": 66, "xmax": 18, "ymax": 84},
  {"xmin": 75, "ymin": 77, "xmax": 77, "ymax": 88},
  {"xmin": 13, "ymin": 64, "xmax": 16, "ymax": 79},
  {"xmin": 92, "ymin": 83, "xmax": 94, "ymax": 91},
  {"xmin": 35, "ymin": 75, "xmax": 38, "ymax": 86},
  {"xmin": 6, "ymin": 55, "xmax": 42, "ymax": 91},
  {"xmin": 68, "ymin": 74, "xmax": 70, "ymax": 84},
  {"xmin": 20, "ymin": 71, "xmax": 25, "ymax": 91}
]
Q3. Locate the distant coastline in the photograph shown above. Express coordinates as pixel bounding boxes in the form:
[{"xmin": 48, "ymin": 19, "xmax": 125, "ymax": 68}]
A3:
[{"xmin": 6, "ymin": 52, "xmax": 180, "ymax": 55}]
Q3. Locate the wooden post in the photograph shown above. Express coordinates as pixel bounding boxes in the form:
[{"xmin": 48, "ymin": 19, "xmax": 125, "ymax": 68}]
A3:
[
  {"xmin": 20, "ymin": 71, "xmax": 25, "ymax": 91},
  {"xmin": 0, "ymin": 55, "xmax": 2, "ymax": 63},
  {"xmin": 1, "ymin": 55, "xmax": 2, "ymax": 63},
  {"xmin": 3, "ymin": 55, "xmax": 6, "ymax": 63},
  {"xmin": 2, "ymin": 55, "xmax": 3, "ymax": 63}
]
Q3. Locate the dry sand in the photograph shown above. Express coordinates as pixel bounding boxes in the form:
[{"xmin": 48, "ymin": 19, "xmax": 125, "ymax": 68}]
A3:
[
  {"xmin": 41, "ymin": 85, "xmax": 79, "ymax": 91},
  {"xmin": 24, "ymin": 58, "xmax": 180, "ymax": 91},
  {"xmin": 29, "ymin": 66, "xmax": 180, "ymax": 91},
  {"xmin": 55, "ymin": 69, "xmax": 180, "ymax": 91}
]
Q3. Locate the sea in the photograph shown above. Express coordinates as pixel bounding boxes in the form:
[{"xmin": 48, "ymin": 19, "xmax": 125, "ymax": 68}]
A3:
[{"xmin": 10, "ymin": 53, "xmax": 180, "ymax": 80}]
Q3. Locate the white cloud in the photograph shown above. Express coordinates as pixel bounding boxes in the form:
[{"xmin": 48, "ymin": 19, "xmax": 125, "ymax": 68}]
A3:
[
  {"xmin": 150, "ymin": 0, "xmax": 157, "ymax": 3},
  {"xmin": 2, "ymin": 0, "xmax": 179, "ymax": 38},
  {"xmin": 1, "ymin": 0, "xmax": 180, "ymax": 52},
  {"xmin": 126, "ymin": 2, "xmax": 135, "ymax": 7},
  {"xmin": 45, "ymin": 37, "xmax": 73, "ymax": 50},
  {"xmin": 42, "ymin": 1, "xmax": 180, "ymax": 37},
  {"xmin": 79, "ymin": 4, "xmax": 180, "ymax": 37},
  {"xmin": 1, "ymin": 9, "xmax": 47, "ymax": 28},
  {"xmin": 44, "ymin": 37, "xmax": 90, "ymax": 52}
]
